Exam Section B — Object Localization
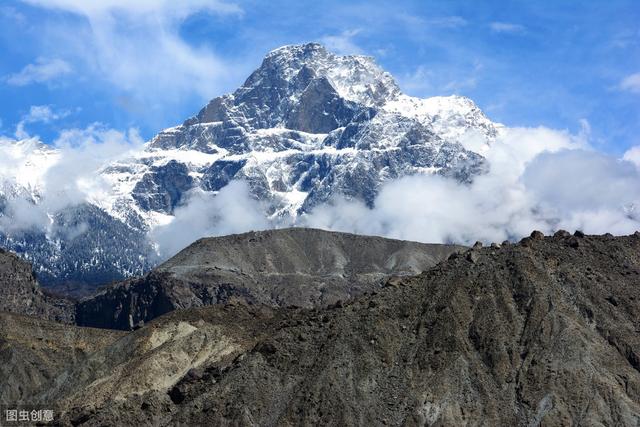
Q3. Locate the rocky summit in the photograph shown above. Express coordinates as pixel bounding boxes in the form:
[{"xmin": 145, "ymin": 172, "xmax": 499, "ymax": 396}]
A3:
[
  {"xmin": 1, "ymin": 230, "xmax": 639, "ymax": 425},
  {"xmin": 0, "ymin": 42, "xmax": 500, "ymax": 289}
]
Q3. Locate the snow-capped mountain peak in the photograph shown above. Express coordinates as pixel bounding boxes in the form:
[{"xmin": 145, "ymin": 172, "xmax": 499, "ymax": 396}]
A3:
[
  {"xmin": 0, "ymin": 43, "xmax": 500, "ymax": 288},
  {"xmin": 0, "ymin": 137, "xmax": 59, "ymax": 195},
  {"xmin": 258, "ymin": 42, "xmax": 401, "ymax": 106}
]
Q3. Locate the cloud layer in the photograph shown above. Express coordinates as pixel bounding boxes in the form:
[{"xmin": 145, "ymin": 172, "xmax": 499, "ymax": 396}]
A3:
[
  {"xmin": 0, "ymin": 125, "xmax": 143, "ymax": 234},
  {"xmin": 151, "ymin": 126, "xmax": 640, "ymax": 254},
  {"xmin": 301, "ymin": 127, "xmax": 640, "ymax": 244},
  {"xmin": 1, "ymin": 121, "xmax": 639, "ymax": 260},
  {"xmin": 620, "ymin": 72, "xmax": 640, "ymax": 94},
  {"xmin": 151, "ymin": 181, "xmax": 270, "ymax": 257}
]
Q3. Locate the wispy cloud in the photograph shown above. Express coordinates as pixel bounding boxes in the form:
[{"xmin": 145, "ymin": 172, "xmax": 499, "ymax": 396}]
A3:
[
  {"xmin": 489, "ymin": 22, "xmax": 526, "ymax": 34},
  {"xmin": 396, "ymin": 13, "xmax": 467, "ymax": 32},
  {"xmin": 14, "ymin": 105, "xmax": 70, "ymax": 139},
  {"xmin": 6, "ymin": 57, "xmax": 72, "ymax": 86},
  {"xmin": 400, "ymin": 61, "xmax": 483, "ymax": 97},
  {"xmin": 21, "ymin": 0, "xmax": 242, "ymax": 18},
  {"xmin": 20, "ymin": 0, "xmax": 244, "ymax": 106},
  {"xmin": 619, "ymin": 72, "xmax": 640, "ymax": 94},
  {"xmin": 427, "ymin": 16, "xmax": 468, "ymax": 28},
  {"xmin": 0, "ymin": 6, "xmax": 26, "ymax": 25},
  {"xmin": 320, "ymin": 29, "xmax": 363, "ymax": 55},
  {"xmin": 398, "ymin": 65, "xmax": 434, "ymax": 96}
]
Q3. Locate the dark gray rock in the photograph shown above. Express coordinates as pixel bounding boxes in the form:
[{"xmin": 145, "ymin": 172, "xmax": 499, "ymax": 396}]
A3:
[
  {"xmin": 132, "ymin": 160, "xmax": 194, "ymax": 214},
  {"xmin": 554, "ymin": 229, "xmax": 571, "ymax": 238},
  {"xmin": 530, "ymin": 230, "xmax": 544, "ymax": 240},
  {"xmin": 201, "ymin": 159, "xmax": 247, "ymax": 192}
]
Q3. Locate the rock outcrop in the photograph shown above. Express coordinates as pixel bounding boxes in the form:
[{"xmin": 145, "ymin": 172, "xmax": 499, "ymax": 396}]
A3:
[{"xmin": 0, "ymin": 248, "xmax": 74, "ymax": 323}]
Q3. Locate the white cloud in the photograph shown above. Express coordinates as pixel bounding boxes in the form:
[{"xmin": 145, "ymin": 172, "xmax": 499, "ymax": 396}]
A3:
[
  {"xmin": 398, "ymin": 65, "xmax": 434, "ymax": 96},
  {"xmin": 320, "ymin": 29, "xmax": 363, "ymax": 55},
  {"xmin": 20, "ymin": 0, "xmax": 244, "ymax": 105},
  {"xmin": 619, "ymin": 72, "xmax": 640, "ymax": 94},
  {"xmin": 6, "ymin": 57, "xmax": 72, "ymax": 86},
  {"xmin": 0, "ymin": 6, "xmax": 27, "ymax": 25},
  {"xmin": 489, "ymin": 22, "xmax": 526, "ymax": 34},
  {"xmin": 303, "ymin": 126, "xmax": 640, "ymax": 243},
  {"xmin": 14, "ymin": 105, "xmax": 70, "ymax": 139},
  {"xmin": 624, "ymin": 146, "xmax": 640, "ymax": 168},
  {"xmin": 22, "ymin": 0, "xmax": 242, "ymax": 16},
  {"xmin": 24, "ymin": 105, "xmax": 66, "ymax": 123},
  {"xmin": 400, "ymin": 61, "xmax": 483, "ymax": 97},
  {"xmin": 150, "ymin": 181, "xmax": 270, "ymax": 257},
  {"xmin": 45, "ymin": 125, "xmax": 144, "ymax": 209},
  {"xmin": 427, "ymin": 16, "xmax": 468, "ymax": 28},
  {"xmin": 0, "ymin": 125, "xmax": 144, "ymax": 233},
  {"xmin": 443, "ymin": 74, "xmax": 478, "ymax": 92}
]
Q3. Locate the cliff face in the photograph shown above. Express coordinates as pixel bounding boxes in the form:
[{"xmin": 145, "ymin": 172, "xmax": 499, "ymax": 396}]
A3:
[
  {"xmin": 0, "ymin": 249, "xmax": 74, "ymax": 324},
  {"xmin": 2, "ymin": 231, "xmax": 639, "ymax": 426}
]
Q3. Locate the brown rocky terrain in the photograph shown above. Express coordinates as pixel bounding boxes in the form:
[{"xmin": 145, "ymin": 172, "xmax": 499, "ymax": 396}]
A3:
[
  {"xmin": 0, "ymin": 312, "xmax": 124, "ymax": 405},
  {"xmin": 0, "ymin": 248, "xmax": 75, "ymax": 324},
  {"xmin": 1, "ymin": 230, "xmax": 639, "ymax": 425},
  {"xmin": 75, "ymin": 228, "xmax": 462, "ymax": 330}
]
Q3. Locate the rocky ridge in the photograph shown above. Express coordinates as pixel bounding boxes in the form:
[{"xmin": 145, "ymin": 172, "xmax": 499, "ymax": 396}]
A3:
[
  {"xmin": 74, "ymin": 228, "xmax": 463, "ymax": 330},
  {"xmin": 0, "ymin": 247, "xmax": 74, "ymax": 323},
  {"xmin": 1, "ymin": 230, "xmax": 638, "ymax": 426}
]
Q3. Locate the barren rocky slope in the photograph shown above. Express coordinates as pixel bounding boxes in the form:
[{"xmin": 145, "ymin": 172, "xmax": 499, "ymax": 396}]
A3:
[
  {"xmin": 0, "ymin": 248, "xmax": 74, "ymax": 323},
  {"xmin": 2, "ymin": 231, "xmax": 639, "ymax": 426},
  {"xmin": 75, "ymin": 228, "xmax": 462, "ymax": 330},
  {"xmin": 0, "ymin": 312, "xmax": 124, "ymax": 405}
]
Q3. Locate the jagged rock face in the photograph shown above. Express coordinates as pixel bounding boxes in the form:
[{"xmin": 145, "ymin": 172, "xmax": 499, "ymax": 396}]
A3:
[
  {"xmin": 75, "ymin": 228, "xmax": 462, "ymax": 330},
  {"xmin": 190, "ymin": 43, "xmax": 399, "ymax": 131},
  {"xmin": 131, "ymin": 160, "xmax": 194, "ymax": 214},
  {"xmin": 3, "ymin": 232, "xmax": 639, "ymax": 425},
  {"xmin": 134, "ymin": 42, "xmax": 493, "ymax": 218},
  {"xmin": 0, "ymin": 248, "xmax": 74, "ymax": 323},
  {"xmin": 0, "ymin": 43, "xmax": 500, "ymax": 288}
]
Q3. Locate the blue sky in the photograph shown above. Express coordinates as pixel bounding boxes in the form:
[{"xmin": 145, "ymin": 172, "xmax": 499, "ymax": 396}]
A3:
[{"xmin": 0, "ymin": 0, "xmax": 638, "ymax": 155}]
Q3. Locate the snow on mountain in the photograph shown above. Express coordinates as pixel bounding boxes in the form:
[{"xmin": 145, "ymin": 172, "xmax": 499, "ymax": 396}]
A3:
[
  {"xmin": 0, "ymin": 138, "xmax": 59, "ymax": 200},
  {"xmin": 0, "ymin": 42, "xmax": 503, "ymax": 288},
  {"xmin": 383, "ymin": 94, "xmax": 503, "ymax": 142},
  {"xmin": 101, "ymin": 42, "xmax": 500, "ymax": 224}
]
